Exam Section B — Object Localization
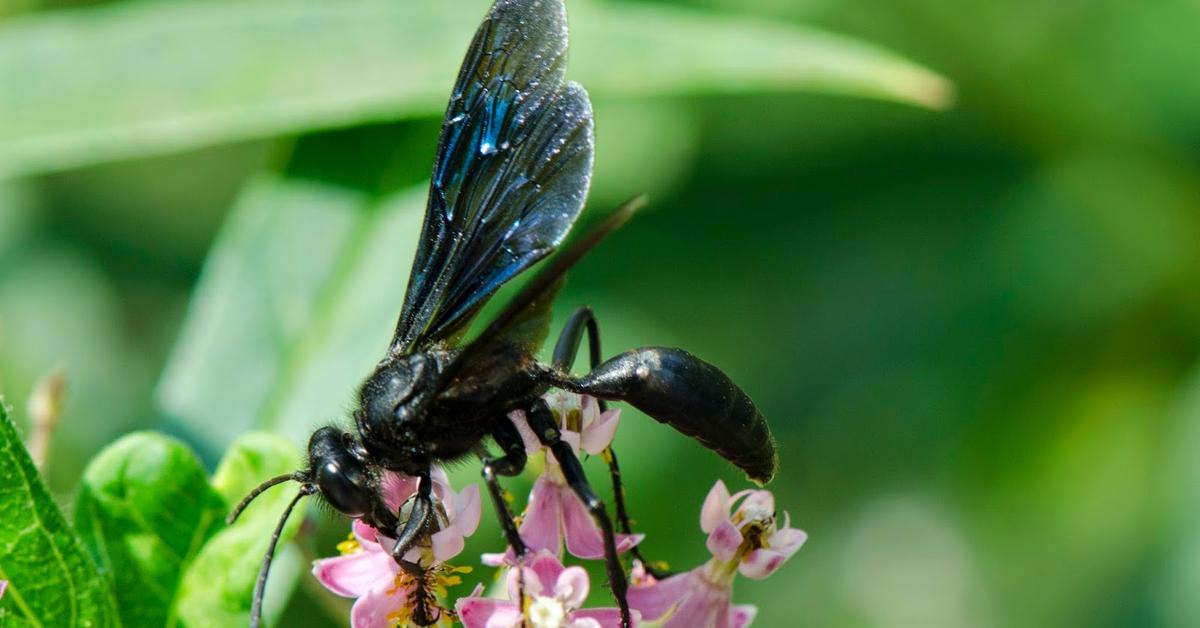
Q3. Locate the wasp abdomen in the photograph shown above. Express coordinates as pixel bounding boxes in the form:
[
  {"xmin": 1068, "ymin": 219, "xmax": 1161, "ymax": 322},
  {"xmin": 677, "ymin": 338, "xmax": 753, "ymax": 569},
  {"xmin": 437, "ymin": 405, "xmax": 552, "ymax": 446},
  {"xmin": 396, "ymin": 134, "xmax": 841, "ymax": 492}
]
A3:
[{"xmin": 570, "ymin": 347, "xmax": 777, "ymax": 484}]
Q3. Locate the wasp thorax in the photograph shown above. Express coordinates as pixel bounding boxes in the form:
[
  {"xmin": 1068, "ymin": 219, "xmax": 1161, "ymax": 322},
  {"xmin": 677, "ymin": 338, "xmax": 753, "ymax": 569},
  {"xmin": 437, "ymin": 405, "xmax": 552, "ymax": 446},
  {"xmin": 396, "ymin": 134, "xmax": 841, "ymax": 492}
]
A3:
[{"xmin": 359, "ymin": 353, "xmax": 439, "ymax": 428}]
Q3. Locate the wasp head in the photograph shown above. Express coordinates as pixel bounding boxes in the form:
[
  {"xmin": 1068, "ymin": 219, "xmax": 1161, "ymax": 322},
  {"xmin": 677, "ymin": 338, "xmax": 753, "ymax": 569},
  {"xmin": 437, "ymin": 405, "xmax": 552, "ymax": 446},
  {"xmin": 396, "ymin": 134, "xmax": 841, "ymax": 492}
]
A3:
[{"xmin": 306, "ymin": 426, "xmax": 397, "ymax": 529}]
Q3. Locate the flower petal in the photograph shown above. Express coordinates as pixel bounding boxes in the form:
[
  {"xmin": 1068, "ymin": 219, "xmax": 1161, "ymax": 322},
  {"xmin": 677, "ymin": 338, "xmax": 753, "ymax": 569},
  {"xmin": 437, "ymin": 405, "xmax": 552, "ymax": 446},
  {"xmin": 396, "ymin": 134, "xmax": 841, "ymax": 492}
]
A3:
[
  {"xmin": 520, "ymin": 476, "xmax": 564, "ymax": 556},
  {"xmin": 456, "ymin": 597, "xmax": 522, "ymax": 628},
  {"xmin": 616, "ymin": 533, "xmax": 645, "ymax": 554},
  {"xmin": 555, "ymin": 566, "xmax": 591, "ymax": 609},
  {"xmin": 353, "ymin": 519, "xmax": 381, "ymax": 547},
  {"xmin": 706, "ymin": 519, "xmax": 744, "ymax": 562},
  {"xmin": 732, "ymin": 604, "xmax": 758, "ymax": 628},
  {"xmin": 431, "ymin": 483, "xmax": 481, "ymax": 558},
  {"xmin": 768, "ymin": 524, "xmax": 808, "ymax": 556},
  {"xmin": 380, "ymin": 471, "xmax": 421, "ymax": 514},
  {"xmin": 661, "ymin": 577, "xmax": 729, "ymax": 628},
  {"xmin": 580, "ymin": 394, "xmax": 600, "ymax": 425},
  {"xmin": 561, "ymin": 489, "xmax": 606, "ymax": 559},
  {"xmin": 657, "ymin": 578, "xmax": 729, "ymax": 628},
  {"xmin": 627, "ymin": 570, "xmax": 695, "ymax": 621},
  {"xmin": 557, "ymin": 431, "xmax": 583, "ymax": 458},
  {"xmin": 431, "ymin": 526, "xmax": 466, "ymax": 563},
  {"xmin": 349, "ymin": 580, "xmax": 406, "ymax": 628},
  {"xmin": 429, "ymin": 465, "xmax": 454, "ymax": 502},
  {"xmin": 735, "ymin": 489, "xmax": 775, "ymax": 521},
  {"xmin": 572, "ymin": 608, "xmax": 636, "ymax": 628},
  {"xmin": 481, "ymin": 550, "xmax": 514, "ymax": 567},
  {"xmin": 559, "ymin": 490, "xmax": 645, "ymax": 559},
  {"xmin": 508, "ymin": 409, "xmax": 543, "ymax": 454},
  {"xmin": 701, "ymin": 481, "xmax": 732, "ymax": 533},
  {"xmin": 566, "ymin": 617, "xmax": 603, "ymax": 628},
  {"xmin": 454, "ymin": 483, "xmax": 483, "ymax": 536},
  {"xmin": 630, "ymin": 560, "xmax": 657, "ymax": 587},
  {"xmin": 739, "ymin": 548, "xmax": 791, "ymax": 580},
  {"xmin": 506, "ymin": 564, "xmax": 549, "ymax": 603},
  {"xmin": 580, "ymin": 408, "xmax": 620, "ymax": 455},
  {"xmin": 312, "ymin": 551, "xmax": 396, "ymax": 598},
  {"xmin": 525, "ymin": 550, "xmax": 566, "ymax": 593}
]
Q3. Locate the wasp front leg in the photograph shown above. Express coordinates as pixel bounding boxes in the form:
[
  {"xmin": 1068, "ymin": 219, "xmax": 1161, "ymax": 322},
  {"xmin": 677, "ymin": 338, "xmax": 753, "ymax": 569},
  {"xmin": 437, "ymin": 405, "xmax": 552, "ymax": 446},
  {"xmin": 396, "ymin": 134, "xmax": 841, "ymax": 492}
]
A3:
[{"xmin": 388, "ymin": 469, "xmax": 440, "ymax": 626}]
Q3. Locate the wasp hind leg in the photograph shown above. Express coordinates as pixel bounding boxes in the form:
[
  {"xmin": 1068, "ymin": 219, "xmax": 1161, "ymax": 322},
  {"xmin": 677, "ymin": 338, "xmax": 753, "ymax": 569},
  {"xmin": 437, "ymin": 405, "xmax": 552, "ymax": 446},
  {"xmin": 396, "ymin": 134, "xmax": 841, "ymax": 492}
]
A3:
[
  {"xmin": 526, "ymin": 397, "xmax": 632, "ymax": 628},
  {"xmin": 552, "ymin": 306, "xmax": 667, "ymax": 577}
]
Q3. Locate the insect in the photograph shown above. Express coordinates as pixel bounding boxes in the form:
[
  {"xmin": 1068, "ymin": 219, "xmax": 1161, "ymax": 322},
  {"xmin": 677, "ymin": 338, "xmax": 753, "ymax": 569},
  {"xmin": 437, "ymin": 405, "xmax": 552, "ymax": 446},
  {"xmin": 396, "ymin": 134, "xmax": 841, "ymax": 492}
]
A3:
[{"xmin": 230, "ymin": 0, "xmax": 776, "ymax": 625}]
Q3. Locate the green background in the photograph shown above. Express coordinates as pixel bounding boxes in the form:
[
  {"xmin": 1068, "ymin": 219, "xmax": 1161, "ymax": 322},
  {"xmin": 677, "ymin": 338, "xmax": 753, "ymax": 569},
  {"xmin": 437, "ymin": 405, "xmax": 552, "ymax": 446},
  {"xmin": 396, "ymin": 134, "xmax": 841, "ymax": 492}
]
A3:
[{"xmin": 2, "ymin": 0, "xmax": 1199, "ymax": 626}]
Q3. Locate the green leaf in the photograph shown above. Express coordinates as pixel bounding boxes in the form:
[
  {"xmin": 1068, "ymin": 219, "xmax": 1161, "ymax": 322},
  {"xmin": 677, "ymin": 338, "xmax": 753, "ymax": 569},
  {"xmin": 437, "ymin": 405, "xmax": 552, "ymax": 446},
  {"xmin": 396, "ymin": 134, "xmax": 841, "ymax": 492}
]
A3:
[
  {"xmin": 157, "ymin": 171, "xmax": 427, "ymax": 453},
  {"xmin": 0, "ymin": 402, "xmax": 119, "ymax": 627},
  {"xmin": 173, "ymin": 432, "xmax": 306, "ymax": 626},
  {"xmin": 73, "ymin": 433, "xmax": 225, "ymax": 628},
  {"xmin": 0, "ymin": 0, "xmax": 951, "ymax": 178}
]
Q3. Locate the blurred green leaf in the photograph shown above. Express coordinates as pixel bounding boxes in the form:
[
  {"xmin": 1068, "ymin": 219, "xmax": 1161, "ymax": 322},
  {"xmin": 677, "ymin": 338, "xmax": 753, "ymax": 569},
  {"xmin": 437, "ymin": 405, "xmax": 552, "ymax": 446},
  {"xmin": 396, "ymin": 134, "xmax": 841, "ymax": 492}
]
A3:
[
  {"xmin": 174, "ymin": 432, "xmax": 305, "ymax": 626},
  {"xmin": 156, "ymin": 171, "xmax": 426, "ymax": 452},
  {"xmin": 0, "ymin": 245, "xmax": 155, "ymax": 491},
  {"xmin": 74, "ymin": 432, "xmax": 225, "ymax": 628},
  {"xmin": 0, "ymin": 0, "xmax": 950, "ymax": 178},
  {"xmin": 0, "ymin": 402, "xmax": 119, "ymax": 627}
]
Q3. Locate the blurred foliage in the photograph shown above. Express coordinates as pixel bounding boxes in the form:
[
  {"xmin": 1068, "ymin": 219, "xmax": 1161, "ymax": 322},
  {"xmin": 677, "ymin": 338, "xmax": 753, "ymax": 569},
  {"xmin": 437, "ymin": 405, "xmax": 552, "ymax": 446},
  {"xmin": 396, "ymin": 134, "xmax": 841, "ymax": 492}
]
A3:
[
  {"xmin": 1, "ymin": 0, "xmax": 1199, "ymax": 627},
  {"xmin": 0, "ymin": 402, "xmax": 117, "ymax": 626},
  {"xmin": 75, "ymin": 432, "xmax": 226, "ymax": 627}
]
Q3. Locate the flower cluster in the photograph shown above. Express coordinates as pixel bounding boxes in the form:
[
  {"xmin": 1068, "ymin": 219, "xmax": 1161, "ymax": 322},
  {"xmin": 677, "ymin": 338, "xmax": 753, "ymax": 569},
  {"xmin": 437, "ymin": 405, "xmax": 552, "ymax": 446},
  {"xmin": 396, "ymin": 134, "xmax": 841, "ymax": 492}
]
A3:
[
  {"xmin": 458, "ymin": 550, "xmax": 631, "ymax": 628},
  {"xmin": 626, "ymin": 481, "xmax": 807, "ymax": 627},
  {"xmin": 484, "ymin": 392, "xmax": 641, "ymax": 566},
  {"xmin": 312, "ymin": 467, "xmax": 480, "ymax": 626},
  {"xmin": 312, "ymin": 392, "xmax": 805, "ymax": 627}
]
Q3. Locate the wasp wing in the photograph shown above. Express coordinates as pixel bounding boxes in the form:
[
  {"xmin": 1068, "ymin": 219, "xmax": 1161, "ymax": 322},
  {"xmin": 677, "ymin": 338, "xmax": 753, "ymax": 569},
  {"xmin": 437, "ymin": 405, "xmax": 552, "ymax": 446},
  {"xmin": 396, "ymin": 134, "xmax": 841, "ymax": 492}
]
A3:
[
  {"xmin": 440, "ymin": 196, "xmax": 645, "ymax": 386},
  {"xmin": 391, "ymin": 0, "xmax": 594, "ymax": 354}
]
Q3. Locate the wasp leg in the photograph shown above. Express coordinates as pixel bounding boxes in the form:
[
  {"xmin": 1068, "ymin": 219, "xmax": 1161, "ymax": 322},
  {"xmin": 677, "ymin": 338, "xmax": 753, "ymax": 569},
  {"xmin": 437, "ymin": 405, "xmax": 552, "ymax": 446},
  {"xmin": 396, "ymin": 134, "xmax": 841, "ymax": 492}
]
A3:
[
  {"xmin": 482, "ymin": 417, "xmax": 530, "ymax": 557},
  {"xmin": 391, "ymin": 470, "xmax": 434, "ymax": 563},
  {"xmin": 390, "ymin": 470, "xmax": 438, "ymax": 626},
  {"xmin": 527, "ymin": 398, "xmax": 632, "ymax": 628},
  {"xmin": 551, "ymin": 305, "xmax": 667, "ymax": 577},
  {"xmin": 552, "ymin": 306, "xmax": 604, "ymax": 374}
]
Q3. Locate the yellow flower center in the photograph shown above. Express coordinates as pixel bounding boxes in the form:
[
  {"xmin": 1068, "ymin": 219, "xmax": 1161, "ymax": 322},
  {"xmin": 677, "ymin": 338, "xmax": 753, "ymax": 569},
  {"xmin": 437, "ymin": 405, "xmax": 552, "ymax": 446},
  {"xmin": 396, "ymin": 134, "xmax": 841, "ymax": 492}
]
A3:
[
  {"xmin": 381, "ymin": 563, "xmax": 473, "ymax": 627},
  {"xmin": 336, "ymin": 532, "xmax": 361, "ymax": 556}
]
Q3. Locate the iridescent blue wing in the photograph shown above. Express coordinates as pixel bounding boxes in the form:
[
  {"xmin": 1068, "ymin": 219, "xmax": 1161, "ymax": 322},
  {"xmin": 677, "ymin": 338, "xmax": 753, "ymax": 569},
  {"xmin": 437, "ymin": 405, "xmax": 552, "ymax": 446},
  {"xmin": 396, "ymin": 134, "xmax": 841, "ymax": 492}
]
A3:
[{"xmin": 391, "ymin": 0, "xmax": 594, "ymax": 354}]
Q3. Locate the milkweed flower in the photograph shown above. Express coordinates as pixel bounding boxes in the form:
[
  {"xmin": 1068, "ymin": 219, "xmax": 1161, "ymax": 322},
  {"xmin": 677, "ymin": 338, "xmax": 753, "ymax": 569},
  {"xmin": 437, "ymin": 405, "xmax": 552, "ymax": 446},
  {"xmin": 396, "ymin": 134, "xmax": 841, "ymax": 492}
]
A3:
[
  {"xmin": 456, "ymin": 550, "xmax": 637, "ymax": 628},
  {"xmin": 312, "ymin": 466, "xmax": 481, "ymax": 627},
  {"xmin": 626, "ymin": 480, "xmax": 806, "ymax": 627},
  {"xmin": 0, "ymin": 580, "xmax": 6, "ymax": 600},
  {"xmin": 484, "ymin": 392, "xmax": 641, "ymax": 565}
]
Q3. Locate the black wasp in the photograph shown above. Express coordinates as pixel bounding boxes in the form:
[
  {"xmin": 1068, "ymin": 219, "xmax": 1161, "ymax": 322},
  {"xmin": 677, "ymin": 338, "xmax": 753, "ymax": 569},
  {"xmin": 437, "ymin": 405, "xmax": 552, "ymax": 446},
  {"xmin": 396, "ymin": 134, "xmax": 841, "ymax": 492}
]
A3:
[{"xmin": 230, "ymin": 0, "xmax": 776, "ymax": 625}]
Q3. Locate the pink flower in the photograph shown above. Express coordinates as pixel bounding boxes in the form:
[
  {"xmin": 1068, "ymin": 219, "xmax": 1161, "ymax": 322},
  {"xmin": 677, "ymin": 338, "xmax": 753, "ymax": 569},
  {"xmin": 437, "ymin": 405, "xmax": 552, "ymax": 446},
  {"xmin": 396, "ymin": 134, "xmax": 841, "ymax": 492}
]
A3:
[
  {"xmin": 312, "ymin": 466, "xmax": 481, "ymax": 627},
  {"xmin": 700, "ymin": 481, "xmax": 806, "ymax": 580},
  {"xmin": 0, "ymin": 580, "xmax": 6, "ymax": 600},
  {"xmin": 627, "ymin": 481, "xmax": 806, "ymax": 627},
  {"xmin": 456, "ymin": 550, "xmax": 636, "ymax": 628},
  {"xmin": 484, "ymin": 392, "xmax": 640, "ymax": 565}
]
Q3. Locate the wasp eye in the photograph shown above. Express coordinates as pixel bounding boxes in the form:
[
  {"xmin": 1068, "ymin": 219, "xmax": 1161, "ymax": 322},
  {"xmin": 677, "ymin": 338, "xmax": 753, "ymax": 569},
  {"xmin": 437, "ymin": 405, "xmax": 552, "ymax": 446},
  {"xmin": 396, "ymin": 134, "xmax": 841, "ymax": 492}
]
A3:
[{"xmin": 316, "ymin": 461, "xmax": 371, "ymax": 518}]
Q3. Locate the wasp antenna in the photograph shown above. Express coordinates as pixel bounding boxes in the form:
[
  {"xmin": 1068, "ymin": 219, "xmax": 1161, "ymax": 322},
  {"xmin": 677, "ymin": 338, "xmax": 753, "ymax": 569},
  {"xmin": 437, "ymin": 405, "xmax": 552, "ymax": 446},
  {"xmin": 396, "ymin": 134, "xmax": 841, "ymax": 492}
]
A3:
[
  {"xmin": 250, "ymin": 486, "xmax": 314, "ymax": 628},
  {"xmin": 228, "ymin": 472, "xmax": 304, "ymax": 525}
]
